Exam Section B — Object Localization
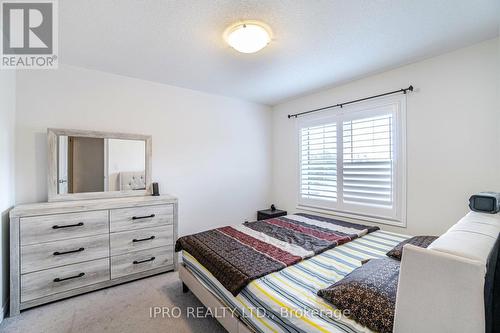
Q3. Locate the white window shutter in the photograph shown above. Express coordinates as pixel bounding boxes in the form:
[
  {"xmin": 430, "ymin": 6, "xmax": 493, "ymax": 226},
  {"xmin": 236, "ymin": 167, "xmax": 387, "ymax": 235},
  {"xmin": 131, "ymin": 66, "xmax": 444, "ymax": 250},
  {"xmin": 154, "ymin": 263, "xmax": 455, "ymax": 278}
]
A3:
[
  {"xmin": 300, "ymin": 123, "xmax": 337, "ymax": 202},
  {"xmin": 342, "ymin": 114, "xmax": 393, "ymax": 208}
]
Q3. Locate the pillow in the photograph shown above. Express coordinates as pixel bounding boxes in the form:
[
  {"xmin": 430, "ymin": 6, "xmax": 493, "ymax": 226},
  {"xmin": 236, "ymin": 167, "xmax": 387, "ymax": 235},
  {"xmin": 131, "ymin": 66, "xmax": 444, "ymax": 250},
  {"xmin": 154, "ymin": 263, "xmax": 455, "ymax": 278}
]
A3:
[
  {"xmin": 318, "ymin": 258, "xmax": 400, "ymax": 333},
  {"xmin": 386, "ymin": 235, "xmax": 438, "ymax": 260}
]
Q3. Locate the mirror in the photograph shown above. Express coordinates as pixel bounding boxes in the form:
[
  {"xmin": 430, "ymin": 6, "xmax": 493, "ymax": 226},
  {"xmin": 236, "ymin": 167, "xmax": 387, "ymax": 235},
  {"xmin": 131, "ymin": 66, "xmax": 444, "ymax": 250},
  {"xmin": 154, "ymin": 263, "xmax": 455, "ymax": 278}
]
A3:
[
  {"xmin": 48, "ymin": 129, "xmax": 152, "ymax": 201},
  {"xmin": 57, "ymin": 137, "xmax": 146, "ymax": 194}
]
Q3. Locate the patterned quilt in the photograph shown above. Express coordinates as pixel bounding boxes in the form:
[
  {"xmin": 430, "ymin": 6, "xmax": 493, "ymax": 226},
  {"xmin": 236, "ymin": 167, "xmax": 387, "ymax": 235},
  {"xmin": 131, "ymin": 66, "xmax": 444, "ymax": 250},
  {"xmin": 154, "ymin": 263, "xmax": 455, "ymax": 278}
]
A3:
[{"xmin": 175, "ymin": 213, "xmax": 379, "ymax": 295}]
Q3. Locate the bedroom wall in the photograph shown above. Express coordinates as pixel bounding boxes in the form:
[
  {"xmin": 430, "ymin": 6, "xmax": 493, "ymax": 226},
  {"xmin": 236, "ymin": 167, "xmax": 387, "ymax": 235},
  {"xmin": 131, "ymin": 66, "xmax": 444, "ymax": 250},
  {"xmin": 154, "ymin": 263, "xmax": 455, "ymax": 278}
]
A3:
[
  {"xmin": 271, "ymin": 38, "xmax": 500, "ymax": 236},
  {"xmin": 15, "ymin": 65, "xmax": 272, "ymax": 236},
  {"xmin": 0, "ymin": 69, "xmax": 16, "ymax": 321}
]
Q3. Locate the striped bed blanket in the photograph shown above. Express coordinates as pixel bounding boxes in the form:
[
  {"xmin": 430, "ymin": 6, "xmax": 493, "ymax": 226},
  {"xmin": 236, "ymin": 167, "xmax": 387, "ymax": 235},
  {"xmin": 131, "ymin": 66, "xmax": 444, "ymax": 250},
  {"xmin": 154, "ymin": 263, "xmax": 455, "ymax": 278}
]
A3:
[{"xmin": 175, "ymin": 213, "xmax": 379, "ymax": 295}]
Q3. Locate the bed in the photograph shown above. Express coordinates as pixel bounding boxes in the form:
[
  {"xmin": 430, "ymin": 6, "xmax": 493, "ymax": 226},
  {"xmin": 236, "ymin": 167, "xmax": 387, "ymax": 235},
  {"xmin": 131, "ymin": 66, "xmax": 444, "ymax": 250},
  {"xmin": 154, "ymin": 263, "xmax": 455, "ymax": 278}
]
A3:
[{"xmin": 179, "ymin": 221, "xmax": 409, "ymax": 333}]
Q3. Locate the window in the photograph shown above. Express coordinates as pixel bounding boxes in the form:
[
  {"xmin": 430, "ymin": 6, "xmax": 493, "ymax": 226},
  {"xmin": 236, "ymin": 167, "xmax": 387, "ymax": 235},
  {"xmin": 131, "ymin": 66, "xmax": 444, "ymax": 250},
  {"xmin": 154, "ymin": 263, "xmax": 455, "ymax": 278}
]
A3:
[{"xmin": 298, "ymin": 95, "xmax": 406, "ymax": 225}]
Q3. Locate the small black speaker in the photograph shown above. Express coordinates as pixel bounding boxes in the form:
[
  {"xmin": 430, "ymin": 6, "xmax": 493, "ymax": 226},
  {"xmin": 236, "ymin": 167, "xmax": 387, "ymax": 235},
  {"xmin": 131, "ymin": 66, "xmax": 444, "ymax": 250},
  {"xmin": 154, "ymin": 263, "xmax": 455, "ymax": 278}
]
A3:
[{"xmin": 152, "ymin": 182, "xmax": 160, "ymax": 196}]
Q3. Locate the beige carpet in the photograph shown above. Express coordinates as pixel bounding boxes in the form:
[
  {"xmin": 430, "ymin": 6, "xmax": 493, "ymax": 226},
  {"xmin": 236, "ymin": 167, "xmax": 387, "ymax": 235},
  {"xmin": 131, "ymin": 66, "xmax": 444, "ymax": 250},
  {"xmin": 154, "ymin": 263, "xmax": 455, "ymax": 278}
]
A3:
[{"xmin": 0, "ymin": 272, "xmax": 226, "ymax": 333}]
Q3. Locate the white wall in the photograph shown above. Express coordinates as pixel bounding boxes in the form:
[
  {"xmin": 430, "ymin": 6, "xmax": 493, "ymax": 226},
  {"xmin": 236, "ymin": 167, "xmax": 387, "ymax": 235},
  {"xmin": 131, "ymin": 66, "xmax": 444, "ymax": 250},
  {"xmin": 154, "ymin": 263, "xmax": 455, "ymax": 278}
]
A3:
[
  {"xmin": 272, "ymin": 38, "xmax": 500, "ymax": 236},
  {"xmin": 15, "ymin": 65, "xmax": 272, "ymax": 236},
  {"xmin": 0, "ymin": 69, "xmax": 16, "ymax": 321}
]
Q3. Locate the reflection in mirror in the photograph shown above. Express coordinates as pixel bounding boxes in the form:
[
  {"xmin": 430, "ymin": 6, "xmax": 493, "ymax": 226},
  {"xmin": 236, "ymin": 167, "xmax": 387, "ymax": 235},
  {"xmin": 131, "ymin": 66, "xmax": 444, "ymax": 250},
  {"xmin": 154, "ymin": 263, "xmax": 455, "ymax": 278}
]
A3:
[
  {"xmin": 107, "ymin": 139, "xmax": 146, "ymax": 191},
  {"xmin": 57, "ymin": 136, "xmax": 146, "ymax": 195}
]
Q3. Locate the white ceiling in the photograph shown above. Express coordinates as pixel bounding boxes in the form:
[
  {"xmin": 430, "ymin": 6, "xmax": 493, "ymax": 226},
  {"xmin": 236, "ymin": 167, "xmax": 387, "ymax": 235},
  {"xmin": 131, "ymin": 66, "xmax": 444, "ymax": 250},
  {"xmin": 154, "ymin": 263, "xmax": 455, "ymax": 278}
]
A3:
[{"xmin": 60, "ymin": 0, "xmax": 499, "ymax": 105}]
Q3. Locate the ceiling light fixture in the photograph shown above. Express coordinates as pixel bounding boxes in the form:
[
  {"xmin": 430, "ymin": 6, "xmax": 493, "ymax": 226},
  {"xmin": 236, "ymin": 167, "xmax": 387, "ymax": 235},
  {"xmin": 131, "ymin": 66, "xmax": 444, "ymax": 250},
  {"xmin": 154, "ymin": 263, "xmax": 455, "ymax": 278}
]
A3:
[{"xmin": 223, "ymin": 20, "xmax": 272, "ymax": 54}]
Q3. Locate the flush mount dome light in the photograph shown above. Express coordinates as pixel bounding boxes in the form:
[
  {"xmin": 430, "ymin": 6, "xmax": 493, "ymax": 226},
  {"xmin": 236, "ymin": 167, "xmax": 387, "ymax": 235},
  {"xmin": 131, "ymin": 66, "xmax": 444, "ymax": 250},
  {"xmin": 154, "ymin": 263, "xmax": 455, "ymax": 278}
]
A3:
[{"xmin": 224, "ymin": 20, "xmax": 272, "ymax": 54}]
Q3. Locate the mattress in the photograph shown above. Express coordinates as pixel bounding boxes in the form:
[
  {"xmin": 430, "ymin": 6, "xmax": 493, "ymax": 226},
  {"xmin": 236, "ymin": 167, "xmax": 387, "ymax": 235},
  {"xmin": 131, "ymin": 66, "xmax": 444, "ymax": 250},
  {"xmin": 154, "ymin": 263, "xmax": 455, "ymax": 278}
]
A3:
[{"xmin": 182, "ymin": 229, "xmax": 409, "ymax": 333}]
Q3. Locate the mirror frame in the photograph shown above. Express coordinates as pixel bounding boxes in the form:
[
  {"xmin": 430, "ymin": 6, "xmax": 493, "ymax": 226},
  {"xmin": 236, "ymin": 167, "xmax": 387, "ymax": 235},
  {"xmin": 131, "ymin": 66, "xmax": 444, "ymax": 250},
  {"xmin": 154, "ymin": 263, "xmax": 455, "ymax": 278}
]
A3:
[{"xmin": 47, "ymin": 128, "xmax": 152, "ymax": 202}]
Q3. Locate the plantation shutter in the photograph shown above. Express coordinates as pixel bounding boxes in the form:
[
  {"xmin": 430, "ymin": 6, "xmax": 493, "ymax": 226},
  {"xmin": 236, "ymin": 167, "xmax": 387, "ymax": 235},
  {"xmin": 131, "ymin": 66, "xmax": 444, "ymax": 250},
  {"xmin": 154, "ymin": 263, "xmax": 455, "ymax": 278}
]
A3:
[
  {"xmin": 300, "ymin": 123, "xmax": 337, "ymax": 202},
  {"xmin": 342, "ymin": 114, "xmax": 393, "ymax": 208}
]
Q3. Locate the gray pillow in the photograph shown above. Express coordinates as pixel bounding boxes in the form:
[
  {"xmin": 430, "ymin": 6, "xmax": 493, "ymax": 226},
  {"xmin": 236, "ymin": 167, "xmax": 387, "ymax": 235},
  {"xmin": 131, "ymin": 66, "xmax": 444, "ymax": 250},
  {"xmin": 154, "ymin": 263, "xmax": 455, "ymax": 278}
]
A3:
[
  {"xmin": 386, "ymin": 235, "xmax": 438, "ymax": 260},
  {"xmin": 317, "ymin": 258, "xmax": 400, "ymax": 333}
]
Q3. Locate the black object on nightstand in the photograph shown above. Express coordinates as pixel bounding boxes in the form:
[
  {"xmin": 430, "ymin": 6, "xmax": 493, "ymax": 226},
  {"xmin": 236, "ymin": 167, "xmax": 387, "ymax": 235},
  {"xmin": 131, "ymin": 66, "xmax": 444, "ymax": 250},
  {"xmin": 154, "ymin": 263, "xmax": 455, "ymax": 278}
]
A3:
[{"xmin": 257, "ymin": 206, "xmax": 287, "ymax": 221}]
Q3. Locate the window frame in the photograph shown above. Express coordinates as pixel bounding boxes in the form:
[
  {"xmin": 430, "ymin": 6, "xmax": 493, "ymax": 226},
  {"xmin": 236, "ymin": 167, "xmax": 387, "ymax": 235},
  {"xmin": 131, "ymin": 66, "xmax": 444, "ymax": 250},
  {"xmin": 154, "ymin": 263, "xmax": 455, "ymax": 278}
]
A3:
[{"xmin": 296, "ymin": 94, "xmax": 407, "ymax": 227}]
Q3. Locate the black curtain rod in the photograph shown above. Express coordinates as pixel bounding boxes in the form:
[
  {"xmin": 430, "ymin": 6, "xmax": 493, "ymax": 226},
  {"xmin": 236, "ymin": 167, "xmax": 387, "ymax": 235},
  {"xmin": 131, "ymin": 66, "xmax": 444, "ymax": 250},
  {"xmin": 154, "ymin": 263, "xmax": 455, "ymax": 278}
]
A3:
[{"xmin": 287, "ymin": 85, "xmax": 414, "ymax": 119}]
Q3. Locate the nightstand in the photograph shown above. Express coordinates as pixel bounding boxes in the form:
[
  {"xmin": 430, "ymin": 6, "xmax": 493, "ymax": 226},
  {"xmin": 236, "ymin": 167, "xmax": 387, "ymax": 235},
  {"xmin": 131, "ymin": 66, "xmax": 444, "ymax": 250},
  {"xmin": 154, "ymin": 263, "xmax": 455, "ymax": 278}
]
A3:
[{"xmin": 257, "ymin": 208, "xmax": 287, "ymax": 221}]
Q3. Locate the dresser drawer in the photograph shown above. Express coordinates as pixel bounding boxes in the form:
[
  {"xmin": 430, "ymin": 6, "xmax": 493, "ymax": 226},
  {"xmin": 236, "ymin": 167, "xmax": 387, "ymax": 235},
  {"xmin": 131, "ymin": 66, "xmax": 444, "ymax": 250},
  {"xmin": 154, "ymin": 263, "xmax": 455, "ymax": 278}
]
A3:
[
  {"xmin": 21, "ymin": 234, "xmax": 109, "ymax": 274},
  {"xmin": 110, "ymin": 204, "xmax": 173, "ymax": 232},
  {"xmin": 20, "ymin": 210, "xmax": 109, "ymax": 245},
  {"xmin": 111, "ymin": 246, "xmax": 173, "ymax": 279},
  {"xmin": 110, "ymin": 225, "xmax": 173, "ymax": 256},
  {"xmin": 21, "ymin": 258, "xmax": 110, "ymax": 302}
]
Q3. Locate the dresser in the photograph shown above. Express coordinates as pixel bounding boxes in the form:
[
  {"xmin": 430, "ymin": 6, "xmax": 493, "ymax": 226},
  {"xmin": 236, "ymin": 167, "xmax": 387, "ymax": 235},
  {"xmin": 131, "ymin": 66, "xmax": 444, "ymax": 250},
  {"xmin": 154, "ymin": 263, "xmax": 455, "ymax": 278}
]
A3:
[{"xmin": 9, "ymin": 195, "xmax": 178, "ymax": 316}]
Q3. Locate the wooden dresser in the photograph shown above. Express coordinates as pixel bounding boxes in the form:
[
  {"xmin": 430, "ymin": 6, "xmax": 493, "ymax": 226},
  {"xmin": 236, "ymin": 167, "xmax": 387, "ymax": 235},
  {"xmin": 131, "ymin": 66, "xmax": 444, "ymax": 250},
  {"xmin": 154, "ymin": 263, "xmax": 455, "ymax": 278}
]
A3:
[{"xmin": 9, "ymin": 195, "xmax": 178, "ymax": 316}]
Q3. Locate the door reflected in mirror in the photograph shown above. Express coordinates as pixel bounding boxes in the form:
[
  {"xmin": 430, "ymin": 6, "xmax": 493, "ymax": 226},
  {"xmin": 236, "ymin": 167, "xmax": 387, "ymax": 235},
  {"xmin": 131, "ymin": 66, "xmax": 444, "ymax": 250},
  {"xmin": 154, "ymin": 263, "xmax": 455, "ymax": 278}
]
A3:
[{"xmin": 57, "ymin": 136, "xmax": 146, "ymax": 195}]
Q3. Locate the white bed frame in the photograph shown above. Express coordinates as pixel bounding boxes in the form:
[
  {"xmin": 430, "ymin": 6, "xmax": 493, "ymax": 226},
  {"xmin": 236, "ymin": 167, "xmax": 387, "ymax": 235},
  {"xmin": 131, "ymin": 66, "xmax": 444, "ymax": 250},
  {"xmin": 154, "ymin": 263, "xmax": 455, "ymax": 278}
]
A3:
[{"xmin": 179, "ymin": 264, "xmax": 253, "ymax": 333}]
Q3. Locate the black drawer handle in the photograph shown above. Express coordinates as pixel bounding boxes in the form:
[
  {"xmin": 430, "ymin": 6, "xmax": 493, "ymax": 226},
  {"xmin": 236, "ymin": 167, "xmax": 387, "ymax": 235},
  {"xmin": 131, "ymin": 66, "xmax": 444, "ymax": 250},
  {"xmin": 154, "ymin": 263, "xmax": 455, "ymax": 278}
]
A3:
[
  {"xmin": 132, "ymin": 235, "xmax": 155, "ymax": 243},
  {"xmin": 132, "ymin": 214, "xmax": 155, "ymax": 220},
  {"xmin": 53, "ymin": 272, "xmax": 85, "ymax": 282},
  {"xmin": 133, "ymin": 257, "xmax": 156, "ymax": 264},
  {"xmin": 52, "ymin": 222, "xmax": 84, "ymax": 229},
  {"xmin": 53, "ymin": 247, "xmax": 85, "ymax": 256}
]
